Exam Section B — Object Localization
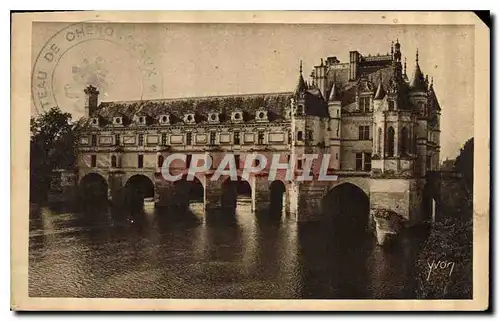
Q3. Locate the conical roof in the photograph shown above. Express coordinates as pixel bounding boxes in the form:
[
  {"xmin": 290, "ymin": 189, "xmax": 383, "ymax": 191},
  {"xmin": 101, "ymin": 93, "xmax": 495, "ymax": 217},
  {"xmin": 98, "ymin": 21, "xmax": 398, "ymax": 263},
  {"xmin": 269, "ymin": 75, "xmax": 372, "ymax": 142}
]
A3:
[
  {"xmin": 328, "ymin": 82, "xmax": 341, "ymax": 102},
  {"xmin": 373, "ymin": 76, "xmax": 386, "ymax": 100},
  {"xmin": 295, "ymin": 60, "xmax": 307, "ymax": 94},
  {"xmin": 410, "ymin": 51, "xmax": 427, "ymax": 91}
]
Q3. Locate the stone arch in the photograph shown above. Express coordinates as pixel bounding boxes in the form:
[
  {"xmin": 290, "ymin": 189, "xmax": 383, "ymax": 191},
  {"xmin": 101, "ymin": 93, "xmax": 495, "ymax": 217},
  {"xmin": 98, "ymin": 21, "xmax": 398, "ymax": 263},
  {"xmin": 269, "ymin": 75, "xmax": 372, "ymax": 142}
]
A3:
[
  {"xmin": 321, "ymin": 182, "xmax": 370, "ymax": 232},
  {"xmin": 221, "ymin": 176, "xmax": 252, "ymax": 212},
  {"xmin": 79, "ymin": 172, "xmax": 108, "ymax": 204},
  {"xmin": 173, "ymin": 174, "xmax": 205, "ymax": 203},
  {"xmin": 125, "ymin": 174, "xmax": 155, "ymax": 200},
  {"xmin": 269, "ymin": 180, "xmax": 286, "ymax": 216}
]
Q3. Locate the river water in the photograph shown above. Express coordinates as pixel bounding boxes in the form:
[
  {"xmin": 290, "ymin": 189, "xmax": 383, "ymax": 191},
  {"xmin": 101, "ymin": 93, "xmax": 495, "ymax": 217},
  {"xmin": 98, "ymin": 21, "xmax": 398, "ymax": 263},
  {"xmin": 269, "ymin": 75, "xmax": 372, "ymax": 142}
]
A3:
[{"xmin": 29, "ymin": 199, "xmax": 428, "ymax": 299}]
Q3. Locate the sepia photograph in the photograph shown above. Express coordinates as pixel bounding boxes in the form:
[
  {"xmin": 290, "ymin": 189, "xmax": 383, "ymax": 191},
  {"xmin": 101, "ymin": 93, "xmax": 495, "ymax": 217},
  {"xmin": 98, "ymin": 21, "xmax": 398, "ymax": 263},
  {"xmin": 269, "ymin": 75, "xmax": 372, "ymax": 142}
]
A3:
[{"xmin": 11, "ymin": 11, "xmax": 489, "ymax": 311}]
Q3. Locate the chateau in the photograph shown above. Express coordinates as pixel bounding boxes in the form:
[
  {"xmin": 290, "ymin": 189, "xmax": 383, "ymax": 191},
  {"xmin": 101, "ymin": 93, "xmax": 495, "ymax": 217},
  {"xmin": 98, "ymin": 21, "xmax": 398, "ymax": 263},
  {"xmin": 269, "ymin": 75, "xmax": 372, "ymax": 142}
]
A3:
[{"xmin": 76, "ymin": 40, "xmax": 441, "ymax": 227}]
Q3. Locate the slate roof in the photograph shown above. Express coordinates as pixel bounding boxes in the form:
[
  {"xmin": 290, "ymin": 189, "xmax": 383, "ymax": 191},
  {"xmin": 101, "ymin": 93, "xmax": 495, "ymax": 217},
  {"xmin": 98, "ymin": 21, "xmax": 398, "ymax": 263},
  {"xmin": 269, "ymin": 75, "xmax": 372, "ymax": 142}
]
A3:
[{"xmin": 93, "ymin": 92, "xmax": 294, "ymax": 125}]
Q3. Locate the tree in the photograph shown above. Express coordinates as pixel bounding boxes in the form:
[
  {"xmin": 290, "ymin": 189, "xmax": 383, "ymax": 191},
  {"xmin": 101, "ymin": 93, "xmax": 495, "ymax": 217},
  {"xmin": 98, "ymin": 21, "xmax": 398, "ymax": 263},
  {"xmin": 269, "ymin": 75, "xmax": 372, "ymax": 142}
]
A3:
[
  {"xmin": 30, "ymin": 107, "xmax": 82, "ymax": 203},
  {"xmin": 454, "ymin": 137, "xmax": 474, "ymax": 195}
]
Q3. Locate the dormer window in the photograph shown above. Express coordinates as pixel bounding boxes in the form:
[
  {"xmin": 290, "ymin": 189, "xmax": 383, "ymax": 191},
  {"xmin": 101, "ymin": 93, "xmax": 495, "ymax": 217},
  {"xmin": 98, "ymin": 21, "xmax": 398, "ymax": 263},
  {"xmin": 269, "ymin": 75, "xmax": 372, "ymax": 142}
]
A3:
[
  {"xmin": 388, "ymin": 100, "xmax": 395, "ymax": 111},
  {"xmin": 184, "ymin": 113, "xmax": 196, "ymax": 124},
  {"xmin": 208, "ymin": 112, "xmax": 219, "ymax": 124},
  {"xmin": 296, "ymin": 105, "xmax": 304, "ymax": 115},
  {"xmin": 159, "ymin": 114, "xmax": 170, "ymax": 125},
  {"xmin": 139, "ymin": 116, "xmax": 146, "ymax": 124},
  {"xmin": 255, "ymin": 109, "xmax": 268, "ymax": 122},
  {"xmin": 232, "ymin": 111, "xmax": 243, "ymax": 123},
  {"xmin": 91, "ymin": 117, "xmax": 99, "ymax": 127},
  {"xmin": 359, "ymin": 96, "xmax": 371, "ymax": 113},
  {"xmin": 114, "ymin": 117, "xmax": 122, "ymax": 125}
]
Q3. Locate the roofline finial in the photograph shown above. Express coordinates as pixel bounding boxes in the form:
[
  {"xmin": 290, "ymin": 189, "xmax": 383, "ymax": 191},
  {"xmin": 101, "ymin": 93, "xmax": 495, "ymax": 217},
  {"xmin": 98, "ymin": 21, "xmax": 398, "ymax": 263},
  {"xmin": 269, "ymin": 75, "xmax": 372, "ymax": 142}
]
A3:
[
  {"xmin": 416, "ymin": 48, "xmax": 419, "ymax": 65},
  {"xmin": 300, "ymin": 60, "xmax": 303, "ymax": 74},
  {"xmin": 404, "ymin": 57, "xmax": 407, "ymax": 74}
]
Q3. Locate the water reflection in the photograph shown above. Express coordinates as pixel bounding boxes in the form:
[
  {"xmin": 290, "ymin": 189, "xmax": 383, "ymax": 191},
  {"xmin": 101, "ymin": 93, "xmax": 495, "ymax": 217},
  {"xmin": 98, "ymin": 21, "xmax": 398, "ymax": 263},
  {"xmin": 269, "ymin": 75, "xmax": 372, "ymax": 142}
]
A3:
[{"xmin": 29, "ymin": 200, "xmax": 427, "ymax": 299}]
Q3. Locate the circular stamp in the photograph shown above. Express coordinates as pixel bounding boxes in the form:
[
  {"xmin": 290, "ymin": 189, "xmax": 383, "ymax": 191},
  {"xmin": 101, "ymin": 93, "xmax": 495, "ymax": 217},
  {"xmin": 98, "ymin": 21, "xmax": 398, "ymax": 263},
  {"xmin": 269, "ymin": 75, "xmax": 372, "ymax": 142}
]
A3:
[{"xmin": 31, "ymin": 20, "xmax": 164, "ymax": 117}]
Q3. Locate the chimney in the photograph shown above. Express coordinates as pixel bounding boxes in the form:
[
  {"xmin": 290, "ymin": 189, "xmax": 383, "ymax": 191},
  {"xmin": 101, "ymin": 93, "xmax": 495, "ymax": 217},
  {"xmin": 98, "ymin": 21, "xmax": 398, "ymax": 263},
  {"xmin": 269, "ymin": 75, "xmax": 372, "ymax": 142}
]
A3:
[
  {"xmin": 84, "ymin": 85, "xmax": 99, "ymax": 117},
  {"xmin": 349, "ymin": 51, "xmax": 360, "ymax": 81},
  {"xmin": 314, "ymin": 58, "xmax": 327, "ymax": 98}
]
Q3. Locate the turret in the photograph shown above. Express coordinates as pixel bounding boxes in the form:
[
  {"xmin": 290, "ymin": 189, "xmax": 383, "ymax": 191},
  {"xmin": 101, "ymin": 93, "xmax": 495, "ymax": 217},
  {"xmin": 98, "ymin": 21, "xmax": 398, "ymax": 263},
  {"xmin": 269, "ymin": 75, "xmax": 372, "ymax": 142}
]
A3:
[{"xmin": 327, "ymin": 81, "xmax": 342, "ymax": 170}]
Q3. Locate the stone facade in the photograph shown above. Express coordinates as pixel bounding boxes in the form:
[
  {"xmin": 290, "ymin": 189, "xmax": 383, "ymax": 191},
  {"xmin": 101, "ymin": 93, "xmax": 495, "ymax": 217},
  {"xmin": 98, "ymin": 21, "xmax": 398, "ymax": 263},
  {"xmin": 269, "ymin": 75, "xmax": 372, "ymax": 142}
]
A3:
[{"xmin": 76, "ymin": 40, "xmax": 441, "ymax": 226}]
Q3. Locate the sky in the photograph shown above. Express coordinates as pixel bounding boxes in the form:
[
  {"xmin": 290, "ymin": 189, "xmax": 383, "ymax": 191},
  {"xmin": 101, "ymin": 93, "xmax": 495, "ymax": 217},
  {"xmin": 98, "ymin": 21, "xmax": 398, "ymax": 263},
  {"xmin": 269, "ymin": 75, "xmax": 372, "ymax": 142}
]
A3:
[{"xmin": 31, "ymin": 22, "xmax": 474, "ymax": 161}]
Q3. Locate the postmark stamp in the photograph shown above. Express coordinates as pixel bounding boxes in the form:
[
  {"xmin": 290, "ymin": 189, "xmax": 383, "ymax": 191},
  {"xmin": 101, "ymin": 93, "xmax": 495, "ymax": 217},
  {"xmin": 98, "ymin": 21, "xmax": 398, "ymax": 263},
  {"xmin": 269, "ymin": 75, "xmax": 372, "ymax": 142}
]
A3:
[{"xmin": 31, "ymin": 20, "xmax": 163, "ymax": 116}]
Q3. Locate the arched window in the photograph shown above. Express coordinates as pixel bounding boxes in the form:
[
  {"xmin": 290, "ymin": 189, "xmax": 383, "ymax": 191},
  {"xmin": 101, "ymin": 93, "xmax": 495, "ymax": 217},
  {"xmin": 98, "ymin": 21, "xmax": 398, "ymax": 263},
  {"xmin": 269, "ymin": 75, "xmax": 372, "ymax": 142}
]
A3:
[
  {"xmin": 158, "ymin": 155, "xmax": 164, "ymax": 168},
  {"xmin": 400, "ymin": 127, "xmax": 409, "ymax": 156},
  {"xmin": 387, "ymin": 126, "xmax": 395, "ymax": 157},
  {"xmin": 377, "ymin": 127, "xmax": 382, "ymax": 155},
  {"xmin": 111, "ymin": 155, "xmax": 117, "ymax": 168}
]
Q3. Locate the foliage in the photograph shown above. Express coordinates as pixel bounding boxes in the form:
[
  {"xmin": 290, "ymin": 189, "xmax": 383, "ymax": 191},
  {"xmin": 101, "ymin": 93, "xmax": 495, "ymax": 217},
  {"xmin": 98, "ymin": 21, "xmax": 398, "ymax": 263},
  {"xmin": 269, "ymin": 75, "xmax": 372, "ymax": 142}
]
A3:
[
  {"xmin": 454, "ymin": 137, "xmax": 474, "ymax": 194},
  {"xmin": 30, "ymin": 107, "xmax": 83, "ymax": 202},
  {"xmin": 415, "ymin": 137, "xmax": 474, "ymax": 299},
  {"xmin": 415, "ymin": 217, "xmax": 473, "ymax": 299}
]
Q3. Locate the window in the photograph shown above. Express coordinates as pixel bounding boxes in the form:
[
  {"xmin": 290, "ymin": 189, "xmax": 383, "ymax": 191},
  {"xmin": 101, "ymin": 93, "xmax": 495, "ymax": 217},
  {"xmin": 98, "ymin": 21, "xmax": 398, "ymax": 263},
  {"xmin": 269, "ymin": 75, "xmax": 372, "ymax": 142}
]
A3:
[
  {"xmin": 377, "ymin": 128, "xmax": 382, "ymax": 155},
  {"xmin": 288, "ymin": 131, "xmax": 292, "ymax": 143},
  {"xmin": 186, "ymin": 154, "xmax": 192, "ymax": 168},
  {"xmin": 306, "ymin": 130, "xmax": 313, "ymax": 141},
  {"xmin": 91, "ymin": 155, "xmax": 97, "ymax": 167},
  {"xmin": 258, "ymin": 131, "xmax": 265, "ymax": 145},
  {"xmin": 161, "ymin": 133, "xmax": 167, "ymax": 146},
  {"xmin": 158, "ymin": 155, "xmax": 164, "ymax": 168},
  {"xmin": 210, "ymin": 132, "xmax": 216, "ymax": 145},
  {"xmin": 186, "ymin": 132, "xmax": 192, "ymax": 145},
  {"xmin": 359, "ymin": 126, "xmax": 370, "ymax": 140},
  {"xmin": 234, "ymin": 131, "xmax": 240, "ymax": 145},
  {"xmin": 400, "ymin": 127, "xmax": 409, "ymax": 156},
  {"xmin": 336, "ymin": 153, "xmax": 339, "ymax": 160},
  {"xmin": 388, "ymin": 100, "xmax": 395, "ymax": 111},
  {"xmin": 364, "ymin": 153, "xmax": 371, "ymax": 171},
  {"xmin": 91, "ymin": 134, "xmax": 97, "ymax": 147},
  {"xmin": 138, "ymin": 155, "xmax": 144, "ymax": 168},
  {"xmin": 254, "ymin": 158, "xmax": 260, "ymax": 167},
  {"xmin": 297, "ymin": 159, "xmax": 303, "ymax": 170},
  {"xmin": 138, "ymin": 134, "xmax": 144, "ymax": 146},
  {"xmin": 115, "ymin": 134, "xmax": 120, "ymax": 146},
  {"xmin": 297, "ymin": 105, "xmax": 304, "ymax": 115},
  {"xmin": 355, "ymin": 153, "xmax": 363, "ymax": 170},
  {"xmin": 359, "ymin": 96, "xmax": 371, "ymax": 113},
  {"xmin": 111, "ymin": 155, "xmax": 117, "ymax": 168},
  {"xmin": 387, "ymin": 126, "xmax": 395, "ymax": 157},
  {"xmin": 297, "ymin": 131, "xmax": 303, "ymax": 141},
  {"xmin": 235, "ymin": 155, "xmax": 240, "ymax": 169}
]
